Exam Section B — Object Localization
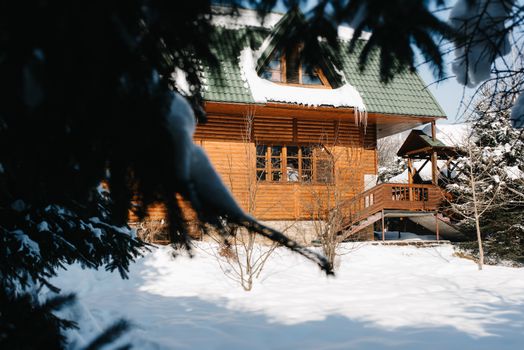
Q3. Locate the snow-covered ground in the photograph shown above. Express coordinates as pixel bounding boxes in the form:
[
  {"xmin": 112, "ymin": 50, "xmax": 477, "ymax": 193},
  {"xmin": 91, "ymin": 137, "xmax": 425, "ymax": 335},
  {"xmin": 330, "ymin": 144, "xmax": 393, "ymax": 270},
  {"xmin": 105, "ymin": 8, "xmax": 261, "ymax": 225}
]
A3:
[
  {"xmin": 374, "ymin": 231, "xmax": 437, "ymax": 241},
  {"xmin": 52, "ymin": 243, "xmax": 524, "ymax": 350}
]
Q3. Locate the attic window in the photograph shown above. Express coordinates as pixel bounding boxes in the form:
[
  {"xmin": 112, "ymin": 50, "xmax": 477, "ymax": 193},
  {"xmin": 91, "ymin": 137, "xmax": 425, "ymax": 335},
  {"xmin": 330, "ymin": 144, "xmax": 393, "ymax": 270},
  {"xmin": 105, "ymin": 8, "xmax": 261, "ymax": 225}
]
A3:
[{"xmin": 259, "ymin": 45, "xmax": 329, "ymax": 87}]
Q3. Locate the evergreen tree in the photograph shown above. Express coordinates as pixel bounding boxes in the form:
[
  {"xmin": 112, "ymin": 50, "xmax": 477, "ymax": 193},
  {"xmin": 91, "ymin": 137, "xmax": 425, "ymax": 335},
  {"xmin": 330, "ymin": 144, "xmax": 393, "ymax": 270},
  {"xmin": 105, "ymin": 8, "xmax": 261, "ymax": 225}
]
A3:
[
  {"xmin": 0, "ymin": 1, "xmax": 336, "ymax": 346},
  {"xmin": 470, "ymin": 88, "xmax": 524, "ymax": 264},
  {"xmin": 446, "ymin": 86, "xmax": 524, "ymax": 265},
  {"xmin": 0, "ymin": 1, "xmax": 221, "ymax": 347},
  {"xmin": 2, "ymin": 0, "xmax": 523, "ymax": 347}
]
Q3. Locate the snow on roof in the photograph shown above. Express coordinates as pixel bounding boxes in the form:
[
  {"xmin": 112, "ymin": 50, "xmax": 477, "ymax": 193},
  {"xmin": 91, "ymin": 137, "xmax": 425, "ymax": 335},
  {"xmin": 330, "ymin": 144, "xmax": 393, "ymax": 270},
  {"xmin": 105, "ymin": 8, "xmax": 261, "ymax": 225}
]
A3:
[
  {"xmin": 389, "ymin": 123, "xmax": 470, "ymax": 183},
  {"xmin": 211, "ymin": 6, "xmax": 284, "ymax": 29},
  {"xmin": 212, "ymin": 7, "xmax": 370, "ymax": 114},
  {"xmin": 203, "ymin": 7, "xmax": 445, "ymax": 119},
  {"xmin": 172, "ymin": 68, "xmax": 192, "ymax": 96},
  {"xmin": 239, "ymin": 47, "xmax": 367, "ymax": 114},
  {"xmin": 212, "ymin": 6, "xmax": 371, "ymax": 41},
  {"xmin": 420, "ymin": 123, "xmax": 472, "ymax": 147},
  {"xmin": 337, "ymin": 25, "xmax": 371, "ymax": 41}
]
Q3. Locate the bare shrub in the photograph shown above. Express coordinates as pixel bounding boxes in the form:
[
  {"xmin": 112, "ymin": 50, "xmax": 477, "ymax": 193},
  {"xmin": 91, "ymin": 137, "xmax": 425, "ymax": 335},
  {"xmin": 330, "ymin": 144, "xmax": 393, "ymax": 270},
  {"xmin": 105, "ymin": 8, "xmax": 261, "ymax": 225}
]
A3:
[
  {"xmin": 203, "ymin": 111, "xmax": 279, "ymax": 291},
  {"xmin": 134, "ymin": 220, "xmax": 169, "ymax": 243},
  {"xmin": 212, "ymin": 226, "xmax": 278, "ymax": 291},
  {"xmin": 306, "ymin": 142, "xmax": 368, "ymax": 270}
]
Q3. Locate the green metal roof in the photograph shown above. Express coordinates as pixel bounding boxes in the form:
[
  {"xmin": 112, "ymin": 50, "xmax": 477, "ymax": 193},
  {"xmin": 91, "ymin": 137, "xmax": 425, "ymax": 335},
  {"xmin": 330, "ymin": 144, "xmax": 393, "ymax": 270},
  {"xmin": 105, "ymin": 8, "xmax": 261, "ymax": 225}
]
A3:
[
  {"xmin": 203, "ymin": 28, "xmax": 255, "ymax": 104},
  {"xmin": 397, "ymin": 130, "xmax": 452, "ymax": 157},
  {"xmin": 202, "ymin": 25, "xmax": 446, "ymax": 118},
  {"xmin": 419, "ymin": 133, "xmax": 448, "ymax": 148},
  {"xmin": 337, "ymin": 40, "xmax": 446, "ymax": 117}
]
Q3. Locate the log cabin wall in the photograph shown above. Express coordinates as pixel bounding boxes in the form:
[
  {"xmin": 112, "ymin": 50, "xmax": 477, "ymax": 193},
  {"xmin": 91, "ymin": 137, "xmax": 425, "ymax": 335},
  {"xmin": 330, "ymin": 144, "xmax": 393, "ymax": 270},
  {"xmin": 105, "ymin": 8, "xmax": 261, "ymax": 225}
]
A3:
[{"xmin": 192, "ymin": 111, "xmax": 378, "ymax": 221}]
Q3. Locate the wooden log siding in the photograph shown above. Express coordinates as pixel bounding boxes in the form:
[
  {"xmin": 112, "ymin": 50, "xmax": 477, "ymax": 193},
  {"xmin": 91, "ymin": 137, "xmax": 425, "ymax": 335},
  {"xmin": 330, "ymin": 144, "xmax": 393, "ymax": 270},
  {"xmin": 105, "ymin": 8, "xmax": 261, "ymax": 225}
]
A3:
[
  {"xmin": 197, "ymin": 115, "xmax": 376, "ymax": 221},
  {"xmin": 363, "ymin": 124, "xmax": 377, "ymax": 150},
  {"xmin": 140, "ymin": 113, "xmax": 378, "ymax": 222},
  {"xmin": 194, "ymin": 115, "xmax": 247, "ymax": 141},
  {"xmin": 254, "ymin": 116, "xmax": 294, "ymax": 142},
  {"xmin": 296, "ymin": 119, "xmax": 336, "ymax": 144},
  {"xmin": 196, "ymin": 114, "xmax": 375, "ymax": 147}
]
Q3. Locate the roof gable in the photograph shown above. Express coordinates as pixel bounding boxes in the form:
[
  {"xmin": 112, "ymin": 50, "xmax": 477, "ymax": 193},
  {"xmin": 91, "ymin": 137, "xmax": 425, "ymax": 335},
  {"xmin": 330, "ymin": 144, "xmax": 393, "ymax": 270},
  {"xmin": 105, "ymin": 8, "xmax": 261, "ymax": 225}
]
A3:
[
  {"xmin": 202, "ymin": 8, "xmax": 447, "ymax": 119},
  {"xmin": 255, "ymin": 8, "xmax": 304, "ymax": 72},
  {"xmin": 254, "ymin": 8, "xmax": 343, "ymax": 88}
]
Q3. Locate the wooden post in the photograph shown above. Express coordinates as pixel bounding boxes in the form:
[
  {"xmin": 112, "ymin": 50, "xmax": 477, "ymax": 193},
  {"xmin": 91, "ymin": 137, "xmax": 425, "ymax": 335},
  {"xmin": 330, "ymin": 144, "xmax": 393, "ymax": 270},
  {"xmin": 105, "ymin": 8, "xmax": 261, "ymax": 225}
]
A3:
[
  {"xmin": 435, "ymin": 213, "xmax": 440, "ymax": 241},
  {"xmin": 407, "ymin": 158, "xmax": 413, "ymax": 201},
  {"xmin": 431, "ymin": 153, "xmax": 438, "ymax": 185},
  {"xmin": 431, "ymin": 121, "xmax": 438, "ymax": 185},
  {"xmin": 407, "ymin": 158, "xmax": 413, "ymax": 185},
  {"xmin": 381, "ymin": 210, "xmax": 385, "ymax": 241}
]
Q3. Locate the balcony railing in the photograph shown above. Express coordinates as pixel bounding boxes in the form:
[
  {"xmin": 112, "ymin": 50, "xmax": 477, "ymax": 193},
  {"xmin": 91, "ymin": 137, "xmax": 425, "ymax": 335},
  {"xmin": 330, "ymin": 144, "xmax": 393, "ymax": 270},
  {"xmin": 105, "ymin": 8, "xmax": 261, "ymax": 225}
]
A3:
[{"xmin": 343, "ymin": 183, "xmax": 442, "ymax": 225}]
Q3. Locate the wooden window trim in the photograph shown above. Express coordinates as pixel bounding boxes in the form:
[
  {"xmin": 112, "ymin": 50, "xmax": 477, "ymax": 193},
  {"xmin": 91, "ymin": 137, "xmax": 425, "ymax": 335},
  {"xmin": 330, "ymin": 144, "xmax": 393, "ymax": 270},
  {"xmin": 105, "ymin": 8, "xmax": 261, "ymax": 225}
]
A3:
[
  {"xmin": 261, "ymin": 46, "xmax": 332, "ymax": 88},
  {"xmin": 256, "ymin": 144, "xmax": 334, "ymax": 185}
]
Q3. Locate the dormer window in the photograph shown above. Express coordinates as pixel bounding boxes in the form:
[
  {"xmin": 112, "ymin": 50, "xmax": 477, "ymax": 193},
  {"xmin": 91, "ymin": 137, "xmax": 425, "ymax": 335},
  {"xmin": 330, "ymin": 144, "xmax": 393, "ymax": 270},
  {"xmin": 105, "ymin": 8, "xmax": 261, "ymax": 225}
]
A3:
[
  {"xmin": 261, "ymin": 50, "xmax": 282, "ymax": 82},
  {"xmin": 259, "ymin": 45, "xmax": 329, "ymax": 87}
]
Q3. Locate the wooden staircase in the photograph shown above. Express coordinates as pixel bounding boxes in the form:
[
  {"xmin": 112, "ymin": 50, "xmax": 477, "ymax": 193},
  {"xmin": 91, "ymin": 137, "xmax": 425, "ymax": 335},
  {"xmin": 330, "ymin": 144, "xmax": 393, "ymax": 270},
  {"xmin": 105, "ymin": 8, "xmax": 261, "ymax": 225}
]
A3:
[{"xmin": 340, "ymin": 183, "xmax": 443, "ymax": 238}]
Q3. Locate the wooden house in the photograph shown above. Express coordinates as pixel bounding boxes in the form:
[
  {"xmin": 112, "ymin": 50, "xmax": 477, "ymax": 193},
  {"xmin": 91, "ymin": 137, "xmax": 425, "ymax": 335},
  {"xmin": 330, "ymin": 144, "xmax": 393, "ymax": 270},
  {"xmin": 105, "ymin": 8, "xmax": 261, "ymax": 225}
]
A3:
[{"xmin": 141, "ymin": 7, "xmax": 450, "ymax": 242}]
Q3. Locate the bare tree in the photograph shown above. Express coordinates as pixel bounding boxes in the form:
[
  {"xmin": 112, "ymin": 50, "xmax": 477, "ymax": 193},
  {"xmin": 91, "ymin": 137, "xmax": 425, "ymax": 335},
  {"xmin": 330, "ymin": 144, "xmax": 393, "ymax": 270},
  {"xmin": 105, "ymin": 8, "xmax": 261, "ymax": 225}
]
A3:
[
  {"xmin": 214, "ymin": 226, "xmax": 280, "ymax": 291},
  {"xmin": 446, "ymin": 134, "xmax": 509, "ymax": 269},
  {"xmin": 376, "ymin": 133, "xmax": 407, "ymax": 183},
  {"xmin": 206, "ymin": 110, "xmax": 280, "ymax": 291},
  {"xmin": 309, "ymin": 182, "xmax": 346, "ymax": 269},
  {"xmin": 377, "ymin": 133, "xmax": 405, "ymax": 169},
  {"xmin": 306, "ymin": 143, "xmax": 367, "ymax": 270},
  {"xmin": 444, "ymin": 85, "xmax": 524, "ymax": 269}
]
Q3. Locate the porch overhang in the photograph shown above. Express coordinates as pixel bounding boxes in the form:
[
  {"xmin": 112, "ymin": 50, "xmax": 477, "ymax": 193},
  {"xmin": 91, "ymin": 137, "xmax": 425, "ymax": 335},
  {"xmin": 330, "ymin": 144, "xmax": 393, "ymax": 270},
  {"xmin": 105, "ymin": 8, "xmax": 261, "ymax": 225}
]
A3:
[{"xmin": 369, "ymin": 113, "xmax": 446, "ymax": 139}]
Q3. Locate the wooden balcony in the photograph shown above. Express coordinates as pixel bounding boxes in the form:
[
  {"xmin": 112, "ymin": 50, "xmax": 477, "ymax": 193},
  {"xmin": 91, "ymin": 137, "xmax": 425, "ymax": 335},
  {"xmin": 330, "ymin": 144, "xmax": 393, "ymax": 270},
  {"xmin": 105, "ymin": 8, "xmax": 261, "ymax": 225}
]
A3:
[{"xmin": 342, "ymin": 183, "xmax": 442, "ymax": 228}]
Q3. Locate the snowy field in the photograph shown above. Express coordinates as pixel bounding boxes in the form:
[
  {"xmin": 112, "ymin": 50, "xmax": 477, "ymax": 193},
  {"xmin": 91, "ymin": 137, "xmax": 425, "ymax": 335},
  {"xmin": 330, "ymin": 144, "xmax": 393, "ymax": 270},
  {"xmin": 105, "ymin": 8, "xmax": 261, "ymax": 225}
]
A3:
[{"xmin": 51, "ymin": 243, "xmax": 524, "ymax": 350}]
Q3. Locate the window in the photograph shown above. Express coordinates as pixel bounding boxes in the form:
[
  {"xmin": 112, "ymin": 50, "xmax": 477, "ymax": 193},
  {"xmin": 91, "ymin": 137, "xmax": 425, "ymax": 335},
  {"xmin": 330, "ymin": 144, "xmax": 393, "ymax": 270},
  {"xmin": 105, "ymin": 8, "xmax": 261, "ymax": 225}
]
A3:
[
  {"xmin": 260, "ymin": 50, "xmax": 282, "ymax": 82},
  {"xmin": 259, "ymin": 45, "xmax": 328, "ymax": 87},
  {"xmin": 256, "ymin": 144, "xmax": 333, "ymax": 184}
]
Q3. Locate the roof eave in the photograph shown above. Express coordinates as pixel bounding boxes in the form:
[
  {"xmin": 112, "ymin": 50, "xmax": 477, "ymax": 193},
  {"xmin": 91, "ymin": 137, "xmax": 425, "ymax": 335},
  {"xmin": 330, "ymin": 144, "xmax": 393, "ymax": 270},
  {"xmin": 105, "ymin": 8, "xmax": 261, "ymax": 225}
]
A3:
[{"xmin": 205, "ymin": 101, "xmax": 445, "ymax": 135}]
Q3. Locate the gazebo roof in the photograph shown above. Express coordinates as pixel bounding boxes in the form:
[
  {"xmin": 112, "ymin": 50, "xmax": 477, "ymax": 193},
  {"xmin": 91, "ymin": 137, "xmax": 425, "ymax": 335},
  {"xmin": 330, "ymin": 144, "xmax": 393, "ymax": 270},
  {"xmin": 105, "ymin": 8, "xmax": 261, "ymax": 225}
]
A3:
[{"xmin": 397, "ymin": 130, "xmax": 462, "ymax": 159}]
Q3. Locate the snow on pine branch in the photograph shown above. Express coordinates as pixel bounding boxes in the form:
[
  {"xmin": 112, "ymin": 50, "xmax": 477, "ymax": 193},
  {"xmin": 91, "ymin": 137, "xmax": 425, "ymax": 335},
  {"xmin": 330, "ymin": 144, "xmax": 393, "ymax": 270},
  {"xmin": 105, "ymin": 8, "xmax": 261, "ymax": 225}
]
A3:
[
  {"xmin": 12, "ymin": 229, "xmax": 41, "ymax": 259},
  {"xmin": 511, "ymin": 93, "xmax": 524, "ymax": 128},
  {"xmin": 449, "ymin": 0, "xmax": 524, "ymax": 128},
  {"xmin": 449, "ymin": 0, "xmax": 515, "ymax": 88},
  {"xmin": 337, "ymin": 26, "xmax": 372, "ymax": 41}
]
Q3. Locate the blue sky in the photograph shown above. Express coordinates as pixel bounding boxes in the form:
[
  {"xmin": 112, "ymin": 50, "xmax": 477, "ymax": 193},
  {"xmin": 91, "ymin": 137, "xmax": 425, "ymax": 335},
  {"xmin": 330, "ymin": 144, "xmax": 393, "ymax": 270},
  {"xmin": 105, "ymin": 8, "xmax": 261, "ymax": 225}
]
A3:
[
  {"xmin": 415, "ymin": 4, "xmax": 476, "ymax": 124},
  {"xmin": 418, "ymin": 57, "xmax": 475, "ymax": 124}
]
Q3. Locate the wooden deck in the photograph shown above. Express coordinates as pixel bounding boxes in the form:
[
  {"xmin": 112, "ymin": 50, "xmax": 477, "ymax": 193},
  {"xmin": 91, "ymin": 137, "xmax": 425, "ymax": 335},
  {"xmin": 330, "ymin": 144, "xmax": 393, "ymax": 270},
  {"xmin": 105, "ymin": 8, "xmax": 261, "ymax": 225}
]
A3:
[{"xmin": 341, "ymin": 183, "xmax": 443, "ymax": 236}]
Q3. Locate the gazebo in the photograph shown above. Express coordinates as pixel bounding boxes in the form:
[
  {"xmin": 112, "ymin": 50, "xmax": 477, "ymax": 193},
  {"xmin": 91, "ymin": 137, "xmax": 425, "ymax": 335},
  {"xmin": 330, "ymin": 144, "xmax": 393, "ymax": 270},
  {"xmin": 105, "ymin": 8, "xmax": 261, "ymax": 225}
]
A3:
[{"xmin": 397, "ymin": 122, "xmax": 464, "ymax": 186}]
